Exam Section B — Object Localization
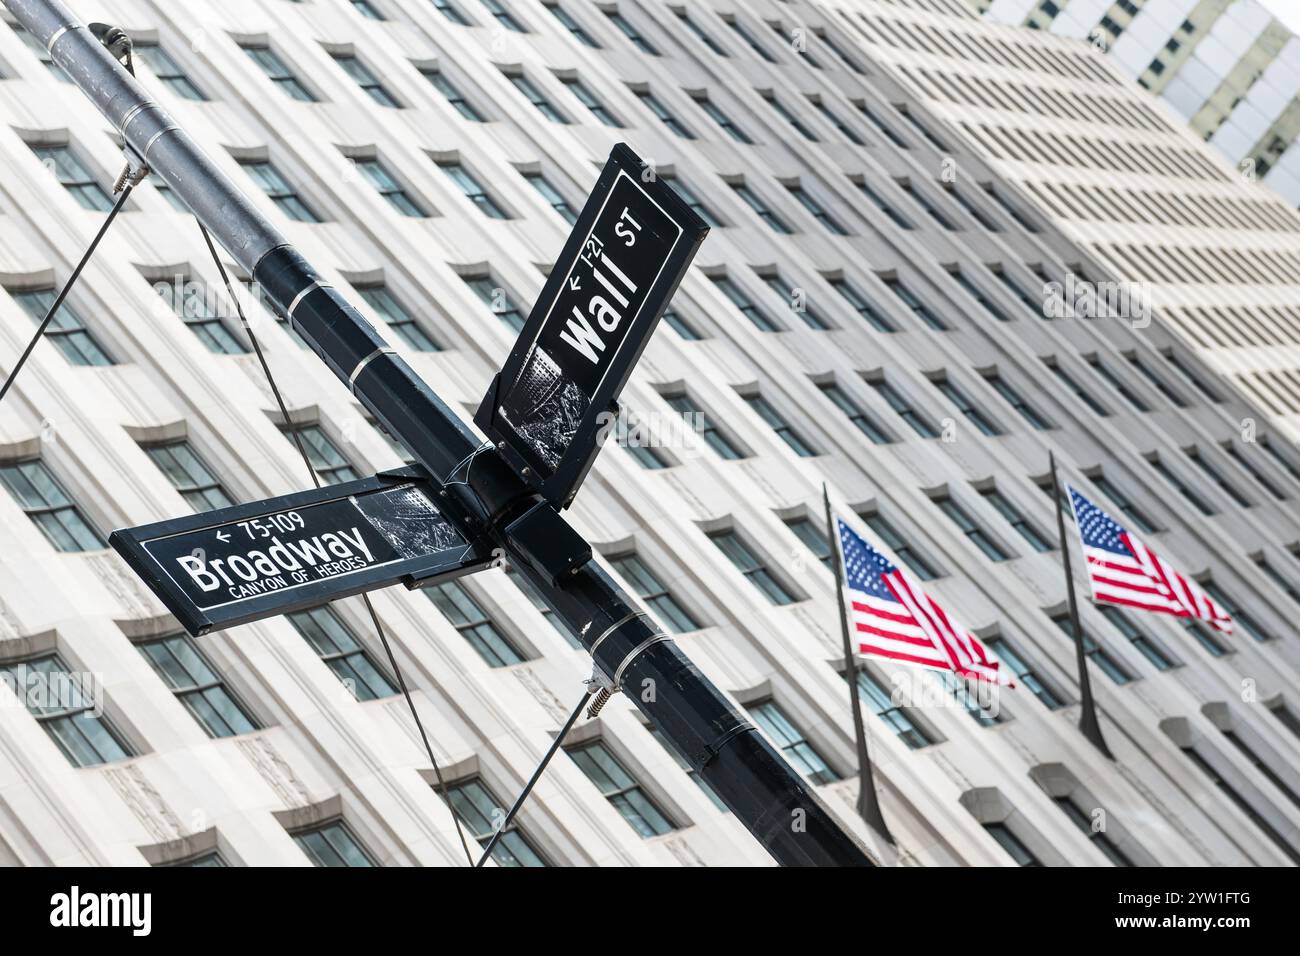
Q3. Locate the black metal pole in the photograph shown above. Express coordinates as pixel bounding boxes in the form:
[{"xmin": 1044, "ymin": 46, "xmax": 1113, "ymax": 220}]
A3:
[
  {"xmin": 11, "ymin": 0, "xmax": 870, "ymax": 865},
  {"xmin": 823, "ymin": 487, "xmax": 893, "ymax": 844},
  {"xmin": 1049, "ymin": 452, "xmax": 1114, "ymax": 759}
]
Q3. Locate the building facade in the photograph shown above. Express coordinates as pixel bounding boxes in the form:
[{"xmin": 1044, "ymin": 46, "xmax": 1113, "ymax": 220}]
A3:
[
  {"xmin": 977, "ymin": 0, "xmax": 1300, "ymax": 207},
  {"xmin": 0, "ymin": 0, "xmax": 1297, "ymax": 866}
]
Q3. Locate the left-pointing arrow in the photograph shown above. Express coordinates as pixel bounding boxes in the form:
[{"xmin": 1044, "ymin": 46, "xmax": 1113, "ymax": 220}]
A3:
[{"xmin": 216, "ymin": 530, "xmax": 231, "ymax": 543}]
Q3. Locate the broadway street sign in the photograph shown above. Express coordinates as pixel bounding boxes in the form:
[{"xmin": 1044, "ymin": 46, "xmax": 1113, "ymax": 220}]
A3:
[
  {"xmin": 476, "ymin": 142, "xmax": 709, "ymax": 507},
  {"xmin": 110, "ymin": 468, "xmax": 495, "ymax": 636}
]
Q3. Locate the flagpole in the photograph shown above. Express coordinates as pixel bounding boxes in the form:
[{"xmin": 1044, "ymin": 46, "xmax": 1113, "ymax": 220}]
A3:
[
  {"xmin": 1049, "ymin": 453, "xmax": 1115, "ymax": 760},
  {"xmin": 823, "ymin": 485, "xmax": 896, "ymax": 843}
]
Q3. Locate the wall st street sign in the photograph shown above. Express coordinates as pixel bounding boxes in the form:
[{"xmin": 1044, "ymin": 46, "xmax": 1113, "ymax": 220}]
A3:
[
  {"xmin": 477, "ymin": 143, "xmax": 709, "ymax": 507},
  {"xmin": 110, "ymin": 468, "xmax": 495, "ymax": 636}
]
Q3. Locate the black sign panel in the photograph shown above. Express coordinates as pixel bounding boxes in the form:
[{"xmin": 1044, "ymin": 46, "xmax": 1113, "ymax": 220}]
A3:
[
  {"xmin": 110, "ymin": 469, "xmax": 495, "ymax": 636},
  {"xmin": 476, "ymin": 143, "xmax": 708, "ymax": 507}
]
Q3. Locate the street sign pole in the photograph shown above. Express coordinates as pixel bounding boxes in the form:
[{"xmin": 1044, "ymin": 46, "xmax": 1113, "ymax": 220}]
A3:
[{"xmin": 11, "ymin": 0, "xmax": 870, "ymax": 866}]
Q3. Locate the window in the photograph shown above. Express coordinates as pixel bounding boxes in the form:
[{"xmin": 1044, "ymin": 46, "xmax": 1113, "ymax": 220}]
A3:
[
  {"xmin": 897, "ymin": 180, "xmax": 954, "ymax": 230},
  {"xmin": 883, "ymin": 277, "xmax": 946, "ymax": 330},
  {"xmin": 984, "ymin": 636, "xmax": 1062, "ymax": 709},
  {"xmin": 747, "ymin": 700, "xmax": 839, "ymax": 785},
  {"xmin": 155, "ymin": 280, "xmax": 246, "ymax": 354},
  {"xmin": 864, "ymin": 513, "xmax": 939, "ymax": 580},
  {"xmin": 818, "ymin": 28, "xmax": 865, "ymax": 74},
  {"xmin": 1223, "ymin": 443, "xmax": 1285, "ymax": 501},
  {"xmin": 606, "ymin": 9, "xmax": 657, "ymax": 54},
  {"xmin": 1046, "ymin": 361, "xmax": 1110, "ymax": 418},
  {"xmin": 614, "ymin": 415, "xmax": 670, "ymax": 470},
  {"xmin": 711, "ymin": 275, "xmax": 779, "ymax": 332},
  {"xmin": 991, "ymin": 266, "xmax": 1040, "ymax": 317},
  {"xmin": 1090, "ymin": 474, "xmax": 1158, "ymax": 533},
  {"xmin": 762, "ymin": 91, "xmax": 817, "ymax": 141},
  {"xmin": 280, "ymin": 424, "xmax": 359, "ymax": 485},
  {"xmin": 1256, "ymin": 555, "xmax": 1300, "ymax": 607},
  {"xmin": 693, "ymin": 94, "xmax": 751, "ymax": 143},
  {"xmin": 646, "ymin": 724, "xmax": 727, "ymax": 810},
  {"xmin": 522, "ymin": 170, "xmax": 575, "ymax": 224},
  {"xmin": 936, "ymin": 496, "xmax": 1011, "ymax": 561},
  {"xmin": 351, "ymin": 0, "xmax": 384, "ymax": 19},
  {"xmin": 562, "ymin": 77, "xmax": 622, "ymax": 127},
  {"xmin": 357, "ymin": 284, "xmax": 438, "ymax": 350},
  {"xmin": 944, "ymin": 187, "xmax": 1000, "ymax": 231},
  {"xmin": 545, "ymin": 3, "xmax": 598, "ymax": 45},
  {"xmin": 292, "ymin": 821, "xmax": 374, "ymax": 867},
  {"xmin": 12, "ymin": 22, "xmax": 69, "ymax": 81},
  {"xmin": 421, "ymin": 68, "xmax": 486, "ymax": 121},
  {"xmin": 1165, "ymin": 352, "xmax": 1220, "ymax": 403},
  {"xmin": 166, "ymin": 852, "xmax": 226, "ymax": 867},
  {"xmin": 143, "ymin": 441, "xmax": 233, "ymax": 512},
  {"xmin": 1272, "ymin": 702, "xmax": 1300, "ymax": 741},
  {"xmin": 438, "ymin": 161, "xmax": 508, "ymax": 219},
  {"xmin": 7, "ymin": 287, "xmax": 112, "ymax": 366},
  {"xmin": 856, "ymin": 670, "xmax": 934, "ymax": 748},
  {"xmin": 785, "ymin": 516, "xmax": 831, "ymax": 568},
  {"xmin": 332, "ymin": 53, "xmax": 399, "ymax": 108},
  {"xmin": 1180, "ymin": 746, "xmax": 1300, "ymax": 864},
  {"xmin": 724, "ymin": 16, "xmax": 776, "ymax": 63},
  {"xmin": 1222, "ymin": 731, "xmax": 1300, "ymax": 810},
  {"xmin": 427, "ymin": 581, "xmax": 525, "ymax": 666},
  {"xmin": 856, "ymin": 102, "xmax": 908, "ymax": 148},
  {"xmin": 948, "ymin": 268, "xmax": 1009, "ymax": 323},
  {"xmin": 1127, "ymin": 356, "xmax": 1186, "ymax": 407},
  {"xmin": 242, "ymin": 46, "xmax": 316, "ymax": 101},
  {"xmin": 934, "ymin": 377, "xmax": 1002, "ymax": 436},
  {"xmin": 982, "ymin": 183, "xmax": 1039, "ymax": 232},
  {"xmin": 984, "ymin": 822, "xmax": 1041, "ymax": 866},
  {"xmin": 710, "ymin": 530, "xmax": 796, "ymax": 604},
  {"xmin": 1187, "ymin": 449, "xmax": 1250, "ymax": 508},
  {"xmin": 661, "ymin": 174, "xmax": 720, "ymax": 228},
  {"xmin": 447, "ymin": 778, "xmax": 548, "ymax": 866},
  {"xmin": 980, "ymin": 487, "xmax": 1052, "ymax": 552},
  {"xmin": 240, "ymin": 160, "xmax": 320, "ymax": 222},
  {"xmin": 1089, "ymin": 358, "xmax": 1149, "ymax": 412},
  {"xmin": 150, "ymin": 173, "xmax": 188, "ymax": 213},
  {"xmin": 896, "ymin": 106, "xmax": 947, "ymax": 150},
  {"xmin": 729, "ymin": 181, "xmax": 792, "ymax": 234},
  {"xmin": 744, "ymin": 395, "xmax": 817, "ymax": 457},
  {"xmin": 635, "ymin": 89, "xmax": 694, "ymax": 138},
  {"xmin": 137, "ymin": 634, "xmax": 257, "ymax": 738},
  {"xmin": 609, "ymin": 554, "xmax": 698, "ymax": 633},
  {"xmin": 1262, "ymin": 438, "xmax": 1300, "ymax": 485},
  {"xmin": 677, "ymin": 11, "xmax": 727, "ymax": 56},
  {"xmin": 508, "ymin": 73, "xmax": 568, "ymax": 123},
  {"xmin": 1201, "ymin": 579, "xmax": 1270, "ymax": 643},
  {"xmin": 352, "ymin": 158, "xmax": 424, "ymax": 217},
  {"xmin": 0, "ymin": 459, "xmax": 101, "ymax": 552},
  {"xmin": 983, "ymin": 373, "xmax": 1051, "ymax": 430},
  {"xmin": 1098, "ymin": 606, "xmax": 1177, "ymax": 671},
  {"xmin": 482, "ymin": 0, "xmax": 526, "ymax": 32},
  {"xmin": 760, "ymin": 273, "xmax": 827, "ymax": 330},
  {"xmin": 1051, "ymin": 613, "xmax": 1132, "ymax": 684},
  {"xmin": 431, "ymin": 0, "xmax": 472, "ymax": 24},
  {"xmin": 136, "ymin": 43, "xmax": 205, "ymax": 100},
  {"xmin": 665, "ymin": 392, "xmax": 744, "ymax": 459},
  {"xmin": 660, "ymin": 308, "xmax": 700, "ymax": 340},
  {"xmin": 1053, "ymin": 797, "xmax": 1134, "ymax": 866},
  {"xmin": 290, "ymin": 606, "xmax": 396, "ymax": 699},
  {"xmin": 786, "ymin": 183, "xmax": 849, "ymax": 235},
  {"xmin": 939, "ymin": 670, "xmax": 1001, "ymax": 726},
  {"xmin": 464, "ymin": 275, "xmax": 526, "ymax": 332},
  {"xmin": 808, "ymin": 98, "xmax": 863, "ymax": 145},
  {"xmin": 820, "ymin": 382, "xmax": 894, "ymax": 444},
  {"xmin": 853, "ymin": 179, "xmax": 913, "ymax": 230},
  {"xmin": 829, "ymin": 276, "xmax": 894, "ymax": 332},
  {"xmin": 30, "ymin": 145, "xmax": 111, "ymax": 211},
  {"xmin": 0, "ymin": 655, "xmax": 131, "ymax": 766},
  {"xmin": 1148, "ymin": 455, "xmax": 1214, "ymax": 516},
  {"xmin": 567, "ymin": 741, "xmax": 675, "ymax": 837},
  {"xmin": 508, "ymin": 568, "xmax": 578, "ymax": 647},
  {"xmin": 871, "ymin": 378, "xmax": 938, "ymax": 438}
]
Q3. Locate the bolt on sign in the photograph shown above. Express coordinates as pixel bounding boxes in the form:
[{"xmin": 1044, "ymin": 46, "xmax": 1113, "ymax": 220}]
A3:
[
  {"xmin": 110, "ymin": 468, "xmax": 495, "ymax": 636},
  {"xmin": 476, "ymin": 143, "xmax": 709, "ymax": 507}
]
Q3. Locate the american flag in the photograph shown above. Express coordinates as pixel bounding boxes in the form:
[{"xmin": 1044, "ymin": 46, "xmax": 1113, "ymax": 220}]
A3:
[
  {"xmin": 834, "ymin": 517, "xmax": 1011, "ymax": 686},
  {"xmin": 1068, "ymin": 485, "xmax": 1232, "ymax": 634}
]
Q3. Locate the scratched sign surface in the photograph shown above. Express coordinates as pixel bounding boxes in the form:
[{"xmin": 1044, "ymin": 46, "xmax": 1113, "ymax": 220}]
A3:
[
  {"xmin": 110, "ymin": 472, "xmax": 492, "ymax": 636},
  {"xmin": 478, "ymin": 143, "xmax": 708, "ymax": 507}
]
